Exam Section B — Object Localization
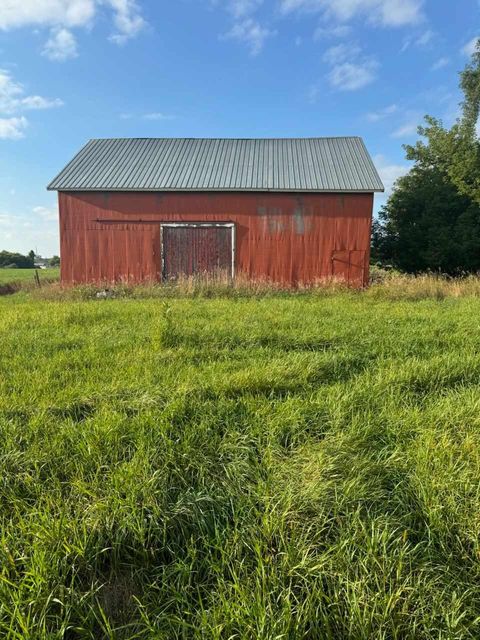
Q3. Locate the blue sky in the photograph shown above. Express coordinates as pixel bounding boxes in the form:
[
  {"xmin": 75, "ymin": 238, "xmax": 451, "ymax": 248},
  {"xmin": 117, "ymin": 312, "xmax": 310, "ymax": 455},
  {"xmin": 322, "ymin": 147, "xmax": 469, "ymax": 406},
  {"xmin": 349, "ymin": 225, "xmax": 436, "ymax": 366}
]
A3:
[{"xmin": 0, "ymin": 0, "xmax": 477, "ymax": 256}]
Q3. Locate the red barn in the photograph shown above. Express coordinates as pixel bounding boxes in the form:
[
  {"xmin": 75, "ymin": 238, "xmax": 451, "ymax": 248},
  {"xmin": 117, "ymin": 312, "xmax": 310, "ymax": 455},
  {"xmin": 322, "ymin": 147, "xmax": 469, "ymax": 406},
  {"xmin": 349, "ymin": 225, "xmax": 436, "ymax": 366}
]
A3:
[{"xmin": 48, "ymin": 137, "xmax": 384, "ymax": 287}]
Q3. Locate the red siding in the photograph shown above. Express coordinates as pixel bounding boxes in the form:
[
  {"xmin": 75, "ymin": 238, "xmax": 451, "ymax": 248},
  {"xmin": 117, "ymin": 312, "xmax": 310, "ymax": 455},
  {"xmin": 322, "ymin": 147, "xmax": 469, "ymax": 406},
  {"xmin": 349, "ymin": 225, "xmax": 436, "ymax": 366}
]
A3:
[{"xmin": 58, "ymin": 191, "xmax": 374, "ymax": 287}]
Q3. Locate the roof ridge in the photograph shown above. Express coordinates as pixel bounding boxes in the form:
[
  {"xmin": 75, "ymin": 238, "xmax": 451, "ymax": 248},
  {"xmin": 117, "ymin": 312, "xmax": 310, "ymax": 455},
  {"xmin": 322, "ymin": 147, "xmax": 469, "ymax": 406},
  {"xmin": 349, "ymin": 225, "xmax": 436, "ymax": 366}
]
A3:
[{"xmin": 87, "ymin": 136, "xmax": 363, "ymax": 142}]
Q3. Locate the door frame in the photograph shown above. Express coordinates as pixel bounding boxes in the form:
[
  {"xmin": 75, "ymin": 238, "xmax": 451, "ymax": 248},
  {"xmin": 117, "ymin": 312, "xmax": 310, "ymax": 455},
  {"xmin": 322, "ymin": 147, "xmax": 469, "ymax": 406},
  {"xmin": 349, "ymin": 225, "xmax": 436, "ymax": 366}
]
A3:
[{"xmin": 160, "ymin": 222, "xmax": 236, "ymax": 280}]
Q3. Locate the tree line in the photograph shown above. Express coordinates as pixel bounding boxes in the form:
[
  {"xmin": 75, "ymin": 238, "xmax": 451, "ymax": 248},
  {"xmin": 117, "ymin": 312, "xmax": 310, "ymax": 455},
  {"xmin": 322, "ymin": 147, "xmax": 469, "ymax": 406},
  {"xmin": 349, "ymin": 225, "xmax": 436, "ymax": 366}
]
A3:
[
  {"xmin": 0, "ymin": 250, "xmax": 60, "ymax": 269},
  {"xmin": 372, "ymin": 41, "xmax": 480, "ymax": 274}
]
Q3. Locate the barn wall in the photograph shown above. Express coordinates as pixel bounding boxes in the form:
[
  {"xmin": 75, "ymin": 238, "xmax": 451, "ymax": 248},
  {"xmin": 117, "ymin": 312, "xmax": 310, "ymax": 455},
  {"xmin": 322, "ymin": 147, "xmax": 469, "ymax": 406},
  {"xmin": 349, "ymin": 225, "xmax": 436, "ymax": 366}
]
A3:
[{"xmin": 58, "ymin": 191, "xmax": 374, "ymax": 286}]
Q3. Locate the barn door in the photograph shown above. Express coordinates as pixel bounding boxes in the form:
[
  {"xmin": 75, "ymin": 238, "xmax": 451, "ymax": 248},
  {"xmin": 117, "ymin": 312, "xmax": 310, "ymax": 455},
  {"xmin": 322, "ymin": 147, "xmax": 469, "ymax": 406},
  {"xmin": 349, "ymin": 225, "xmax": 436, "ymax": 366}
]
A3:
[
  {"xmin": 348, "ymin": 250, "xmax": 367, "ymax": 285},
  {"xmin": 331, "ymin": 250, "xmax": 366, "ymax": 286},
  {"xmin": 161, "ymin": 224, "xmax": 234, "ymax": 280}
]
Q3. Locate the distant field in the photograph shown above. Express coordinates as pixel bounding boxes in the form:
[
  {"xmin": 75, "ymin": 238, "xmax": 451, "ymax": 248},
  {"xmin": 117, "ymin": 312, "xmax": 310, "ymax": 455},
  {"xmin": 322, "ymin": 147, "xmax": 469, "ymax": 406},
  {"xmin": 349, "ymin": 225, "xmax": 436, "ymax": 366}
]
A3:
[
  {"xmin": 0, "ymin": 267, "xmax": 60, "ymax": 284},
  {"xmin": 1, "ymin": 281, "xmax": 480, "ymax": 638}
]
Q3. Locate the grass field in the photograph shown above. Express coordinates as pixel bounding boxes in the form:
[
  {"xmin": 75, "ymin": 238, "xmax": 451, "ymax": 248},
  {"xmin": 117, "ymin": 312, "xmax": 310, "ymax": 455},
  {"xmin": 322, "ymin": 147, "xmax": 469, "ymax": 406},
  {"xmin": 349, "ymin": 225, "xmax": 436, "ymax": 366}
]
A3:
[
  {"xmin": 1, "ymin": 281, "xmax": 480, "ymax": 638},
  {"xmin": 0, "ymin": 267, "xmax": 60, "ymax": 285}
]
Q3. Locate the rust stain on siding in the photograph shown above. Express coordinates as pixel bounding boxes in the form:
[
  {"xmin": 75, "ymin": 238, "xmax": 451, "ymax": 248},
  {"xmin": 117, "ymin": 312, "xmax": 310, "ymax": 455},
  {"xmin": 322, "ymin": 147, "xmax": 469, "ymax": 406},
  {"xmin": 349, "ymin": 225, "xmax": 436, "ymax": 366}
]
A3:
[{"xmin": 293, "ymin": 198, "xmax": 305, "ymax": 235}]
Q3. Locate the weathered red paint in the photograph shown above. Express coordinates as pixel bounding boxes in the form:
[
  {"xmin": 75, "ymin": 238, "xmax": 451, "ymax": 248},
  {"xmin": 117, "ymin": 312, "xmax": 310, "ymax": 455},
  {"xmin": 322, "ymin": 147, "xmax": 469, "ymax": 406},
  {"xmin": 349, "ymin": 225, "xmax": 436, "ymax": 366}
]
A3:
[{"xmin": 58, "ymin": 191, "xmax": 374, "ymax": 287}]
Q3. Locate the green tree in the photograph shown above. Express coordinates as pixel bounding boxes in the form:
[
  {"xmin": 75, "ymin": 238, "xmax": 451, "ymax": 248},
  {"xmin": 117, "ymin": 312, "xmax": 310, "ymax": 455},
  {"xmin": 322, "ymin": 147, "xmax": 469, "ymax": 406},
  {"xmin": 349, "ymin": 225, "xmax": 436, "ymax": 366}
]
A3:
[
  {"xmin": 373, "ymin": 39, "xmax": 480, "ymax": 273},
  {"xmin": 49, "ymin": 255, "xmax": 60, "ymax": 267},
  {"xmin": 374, "ymin": 167, "xmax": 480, "ymax": 273},
  {"xmin": 0, "ymin": 251, "xmax": 35, "ymax": 268},
  {"xmin": 405, "ymin": 41, "xmax": 480, "ymax": 204}
]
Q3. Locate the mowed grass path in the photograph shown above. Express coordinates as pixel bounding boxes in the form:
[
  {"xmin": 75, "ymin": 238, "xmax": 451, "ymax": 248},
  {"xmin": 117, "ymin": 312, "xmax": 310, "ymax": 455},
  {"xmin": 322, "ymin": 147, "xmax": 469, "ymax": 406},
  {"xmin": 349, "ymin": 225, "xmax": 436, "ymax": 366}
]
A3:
[{"xmin": 1, "ymin": 292, "xmax": 480, "ymax": 638}]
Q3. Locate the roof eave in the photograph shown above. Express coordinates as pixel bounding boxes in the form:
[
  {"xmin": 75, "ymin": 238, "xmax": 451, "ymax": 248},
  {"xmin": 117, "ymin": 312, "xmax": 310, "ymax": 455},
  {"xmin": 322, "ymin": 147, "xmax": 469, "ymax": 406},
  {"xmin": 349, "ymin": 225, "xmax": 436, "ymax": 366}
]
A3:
[{"xmin": 48, "ymin": 187, "xmax": 385, "ymax": 193}]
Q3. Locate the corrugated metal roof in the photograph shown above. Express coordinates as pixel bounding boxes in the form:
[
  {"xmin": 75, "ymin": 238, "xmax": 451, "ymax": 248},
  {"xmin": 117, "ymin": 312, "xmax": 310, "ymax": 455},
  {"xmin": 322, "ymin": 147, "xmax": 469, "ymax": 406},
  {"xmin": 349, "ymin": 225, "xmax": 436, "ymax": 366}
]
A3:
[{"xmin": 47, "ymin": 137, "xmax": 384, "ymax": 193}]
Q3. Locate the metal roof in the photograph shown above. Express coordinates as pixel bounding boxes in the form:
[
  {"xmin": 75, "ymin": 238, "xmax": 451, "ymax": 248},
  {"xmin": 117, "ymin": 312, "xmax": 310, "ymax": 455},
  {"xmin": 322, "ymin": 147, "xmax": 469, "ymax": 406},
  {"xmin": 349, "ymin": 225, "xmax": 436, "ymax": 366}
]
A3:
[{"xmin": 47, "ymin": 137, "xmax": 384, "ymax": 193}]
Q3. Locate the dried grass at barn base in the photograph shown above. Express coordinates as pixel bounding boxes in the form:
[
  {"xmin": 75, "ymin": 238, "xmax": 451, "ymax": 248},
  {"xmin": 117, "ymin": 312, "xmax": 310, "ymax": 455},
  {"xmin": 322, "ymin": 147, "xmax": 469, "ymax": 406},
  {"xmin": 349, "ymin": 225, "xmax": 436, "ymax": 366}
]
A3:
[{"xmin": 28, "ymin": 268, "xmax": 480, "ymax": 301}]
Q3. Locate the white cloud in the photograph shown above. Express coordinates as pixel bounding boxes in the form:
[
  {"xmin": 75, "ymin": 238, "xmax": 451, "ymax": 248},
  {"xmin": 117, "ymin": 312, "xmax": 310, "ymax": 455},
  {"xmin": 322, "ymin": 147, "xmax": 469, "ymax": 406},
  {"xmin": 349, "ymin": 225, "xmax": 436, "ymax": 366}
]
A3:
[
  {"xmin": 143, "ymin": 112, "xmax": 175, "ymax": 120},
  {"xmin": 323, "ymin": 42, "xmax": 361, "ymax": 64},
  {"xmin": 461, "ymin": 37, "xmax": 479, "ymax": 57},
  {"xmin": 107, "ymin": 0, "xmax": 146, "ymax": 44},
  {"xmin": 211, "ymin": 0, "xmax": 263, "ymax": 18},
  {"xmin": 366, "ymin": 103, "xmax": 398, "ymax": 122},
  {"xmin": 120, "ymin": 111, "xmax": 175, "ymax": 120},
  {"xmin": 0, "ymin": 0, "xmax": 146, "ymax": 57},
  {"xmin": 0, "ymin": 69, "xmax": 64, "ymax": 114},
  {"xmin": 375, "ymin": 0, "xmax": 423, "ymax": 27},
  {"xmin": 0, "ymin": 69, "xmax": 63, "ymax": 141},
  {"xmin": 33, "ymin": 205, "xmax": 58, "ymax": 221},
  {"xmin": 0, "ymin": 212, "xmax": 17, "ymax": 244},
  {"xmin": 0, "ymin": 1, "xmax": 96, "ymax": 30},
  {"xmin": 307, "ymin": 83, "xmax": 320, "ymax": 103},
  {"xmin": 415, "ymin": 29, "xmax": 434, "ymax": 46},
  {"xmin": 328, "ymin": 59, "xmax": 378, "ymax": 90},
  {"xmin": 313, "ymin": 24, "xmax": 351, "ymax": 40},
  {"xmin": 0, "ymin": 213, "xmax": 13, "ymax": 226},
  {"xmin": 213, "ymin": 0, "xmax": 274, "ymax": 55},
  {"xmin": 42, "ymin": 27, "xmax": 78, "ymax": 60},
  {"xmin": 306, "ymin": 84, "xmax": 320, "ymax": 104},
  {"xmin": 223, "ymin": 18, "xmax": 276, "ymax": 55},
  {"xmin": 374, "ymin": 154, "xmax": 409, "ymax": 196},
  {"xmin": 227, "ymin": 0, "xmax": 263, "ymax": 18},
  {"xmin": 279, "ymin": 0, "xmax": 424, "ymax": 27},
  {"xmin": 0, "ymin": 209, "xmax": 59, "ymax": 256},
  {"xmin": 20, "ymin": 95, "xmax": 64, "ymax": 109},
  {"xmin": 0, "ymin": 69, "xmax": 23, "ymax": 113},
  {"xmin": 401, "ymin": 28, "xmax": 435, "ymax": 52},
  {"xmin": 322, "ymin": 42, "xmax": 378, "ymax": 91},
  {"xmin": 431, "ymin": 56, "xmax": 449, "ymax": 71},
  {"xmin": 391, "ymin": 121, "xmax": 418, "ymax": 138},
  {"xmin": 0, "ymin": 116, "xmax": 28, "ymax": 140}
]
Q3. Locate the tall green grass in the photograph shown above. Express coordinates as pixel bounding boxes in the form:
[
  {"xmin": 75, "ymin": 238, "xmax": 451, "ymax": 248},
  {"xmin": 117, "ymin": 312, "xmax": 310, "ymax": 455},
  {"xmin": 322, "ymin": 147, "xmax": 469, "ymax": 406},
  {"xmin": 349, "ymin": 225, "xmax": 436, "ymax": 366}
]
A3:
[{"xmin": 1, "ymin": 286, "xmax": 480, "ymax": 638}]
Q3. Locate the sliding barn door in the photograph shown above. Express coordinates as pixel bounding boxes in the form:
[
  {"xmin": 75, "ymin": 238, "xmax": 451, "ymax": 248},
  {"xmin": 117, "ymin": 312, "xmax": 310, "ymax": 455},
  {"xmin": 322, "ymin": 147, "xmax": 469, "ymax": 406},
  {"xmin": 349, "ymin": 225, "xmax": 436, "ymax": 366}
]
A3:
[{"xmin": 162, "ymin": 225, "xmax": 233, "ymax": 280}]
